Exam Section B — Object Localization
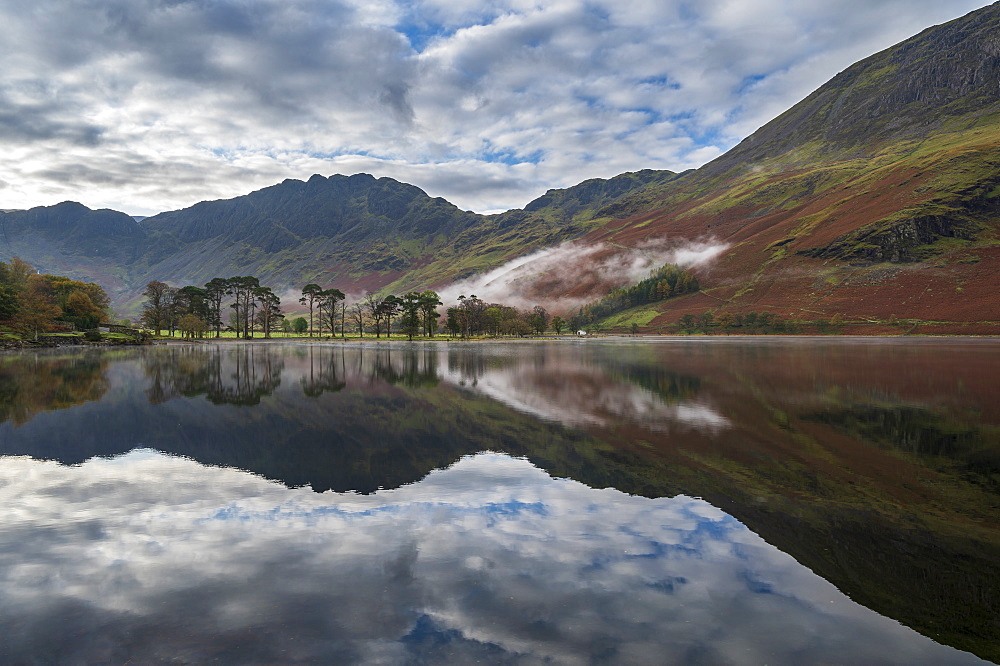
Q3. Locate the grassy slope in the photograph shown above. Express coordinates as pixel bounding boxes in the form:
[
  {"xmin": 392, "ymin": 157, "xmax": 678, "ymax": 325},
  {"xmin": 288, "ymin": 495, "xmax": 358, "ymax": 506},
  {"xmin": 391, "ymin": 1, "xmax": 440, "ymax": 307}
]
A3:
[{"xmin": 579, "ymin": 119, "xmax": 1000, "ymax": 331}]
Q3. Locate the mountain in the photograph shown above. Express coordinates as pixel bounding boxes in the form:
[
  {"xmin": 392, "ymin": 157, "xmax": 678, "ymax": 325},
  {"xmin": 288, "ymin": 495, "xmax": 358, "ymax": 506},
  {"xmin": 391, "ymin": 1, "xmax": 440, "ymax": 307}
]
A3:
[
  {"xmin": 566, "ymin": 2, "xmax": 1000, "ymax": 333},
  {"xmin": 0, "ymin": 170, "xmax": 672, "ymax": 313},
  {"xmin": 1, "ymin": 3, "xmax": 998, "ymax": 331}
]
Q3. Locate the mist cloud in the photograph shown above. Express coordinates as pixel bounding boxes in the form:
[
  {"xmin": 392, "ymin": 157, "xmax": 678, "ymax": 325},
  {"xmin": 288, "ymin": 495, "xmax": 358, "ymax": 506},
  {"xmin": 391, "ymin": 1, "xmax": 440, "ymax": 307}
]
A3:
[{"xmin": 438, "ymin": 238, "xmax": 729, "ymax": 311}]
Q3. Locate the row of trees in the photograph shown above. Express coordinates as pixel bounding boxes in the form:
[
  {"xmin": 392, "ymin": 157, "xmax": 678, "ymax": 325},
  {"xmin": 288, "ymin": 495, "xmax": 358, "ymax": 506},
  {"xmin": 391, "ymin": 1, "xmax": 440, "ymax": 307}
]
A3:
[
  {"xmin": 442, "ymin": 295, "xmax": 563, "ymax": 338},
  {"xmin": 141, "ymin": 265, "xmax": 705, "ymax": 340},
  {"xmin": 293, "ymin": 287, "xmax": 569, "ymax": 339},
  {"xmin": 0, "ymin": 257, "xmax": 111, "ymax": 339},
  {"xmin": 141, "ymin": 276, "xmax": 284, "ymax": 338},
  {"xmin": 297, "ymin": 288, "xmax": 562, "ymax": 340},
  {"xmin": 676, "ymin": 311, "xmax": 788, "ymax": 335},
  {"xmin": 570, "ymin": 264, "xmax": 699, "ymax": 331}
]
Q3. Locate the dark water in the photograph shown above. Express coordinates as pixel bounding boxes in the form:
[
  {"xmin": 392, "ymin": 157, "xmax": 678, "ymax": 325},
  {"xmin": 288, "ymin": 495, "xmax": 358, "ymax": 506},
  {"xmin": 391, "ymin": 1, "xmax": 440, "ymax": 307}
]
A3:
[{"xmin": 0, "ymin": 339, "xmax": 997, "ymax": 664}]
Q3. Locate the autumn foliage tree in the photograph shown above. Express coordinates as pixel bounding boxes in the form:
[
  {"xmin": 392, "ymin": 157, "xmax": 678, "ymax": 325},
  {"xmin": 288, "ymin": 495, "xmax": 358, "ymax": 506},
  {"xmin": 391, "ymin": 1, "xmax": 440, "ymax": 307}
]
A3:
[
  {"xmin": 0, "ymin": 258, "xmax": 111, "ymax": 339},
  {"xmin": 19, "ymin": 276, "xmax": 62, "ymax": 340}
]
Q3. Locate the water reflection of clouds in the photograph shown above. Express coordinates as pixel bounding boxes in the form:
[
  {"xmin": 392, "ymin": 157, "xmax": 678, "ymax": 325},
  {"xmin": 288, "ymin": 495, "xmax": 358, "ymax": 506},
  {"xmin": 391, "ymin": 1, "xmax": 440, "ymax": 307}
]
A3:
[{"xmin": 0, "ymin": 451, "xmax": 982, "ymax": 665}]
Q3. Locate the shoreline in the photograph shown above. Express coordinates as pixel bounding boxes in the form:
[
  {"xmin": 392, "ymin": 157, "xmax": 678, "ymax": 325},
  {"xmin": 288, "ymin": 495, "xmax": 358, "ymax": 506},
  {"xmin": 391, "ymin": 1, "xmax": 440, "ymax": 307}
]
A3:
[{"xmin": 5, "ymin": 332, "xmax": 999, "ymax": 353}]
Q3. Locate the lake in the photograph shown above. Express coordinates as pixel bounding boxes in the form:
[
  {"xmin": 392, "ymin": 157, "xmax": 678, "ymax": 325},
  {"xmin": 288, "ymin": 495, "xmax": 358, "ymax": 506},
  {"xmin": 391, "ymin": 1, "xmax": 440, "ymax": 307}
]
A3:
[{"xmin": 0, "ymin": 338, "xmax": 997, "ymax": 664}]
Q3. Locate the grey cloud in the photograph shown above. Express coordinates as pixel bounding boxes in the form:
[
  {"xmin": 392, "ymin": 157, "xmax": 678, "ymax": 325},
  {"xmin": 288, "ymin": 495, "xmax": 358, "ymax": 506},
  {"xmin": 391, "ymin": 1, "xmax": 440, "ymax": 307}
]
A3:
[
  {"xmin": 0, "ymin": 110, "xmax": 103, "ymax": 146},
  {"xmin": 1, "ymin": 0, "xmax": 416, "ymax": 125},
  {"xmin": 0, "ymin": 88, "xmax": 104, "ymax": 147}
]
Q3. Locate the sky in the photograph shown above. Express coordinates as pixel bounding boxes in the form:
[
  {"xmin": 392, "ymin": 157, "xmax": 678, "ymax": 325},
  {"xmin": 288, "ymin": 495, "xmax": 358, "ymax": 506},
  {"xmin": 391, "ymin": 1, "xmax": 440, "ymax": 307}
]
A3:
[{"xmin": 0, "ymin": 0, "xmax": 992, "ymax": 216}]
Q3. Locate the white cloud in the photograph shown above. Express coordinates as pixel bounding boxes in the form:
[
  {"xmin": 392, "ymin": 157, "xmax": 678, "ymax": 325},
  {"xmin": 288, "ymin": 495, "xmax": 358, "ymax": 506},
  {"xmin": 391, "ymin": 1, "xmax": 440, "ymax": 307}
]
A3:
[
  {"xmin": 437, "ymin": 238, "xmax": 729, "ymax": 310},
  {"xmin": 0, "ymin": 0, "xmax": 990, "ymax": 215}
]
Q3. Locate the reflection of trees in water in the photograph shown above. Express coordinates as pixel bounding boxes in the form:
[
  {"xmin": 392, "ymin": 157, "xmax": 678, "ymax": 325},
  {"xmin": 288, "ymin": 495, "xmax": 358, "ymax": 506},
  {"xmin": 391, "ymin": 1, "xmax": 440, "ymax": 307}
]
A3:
[
  {"xmin": 301, "ymin": 346, "xmax": 346, "ymax": 397},
  {"xmin": 804, "ymin": 404, "xmax": 999, "ymax": 485},
  {"xmin": 0, "ymin": 352, "xmax": 109, "ymax": 425},
  {"xmin": 144, "ymin": 345, "xmax": 284, "ymax": 406},
  {"xmin": 320, "ymin": 345, "xmax": 441, "ymax": 396},
  {"xmin": 443, "ymin": 345, "xmax": 700, "ymax": 404},
  {"xmin": 601, "ymin": 360, "xmax": 701, "ymax": 404},
  {"xmin": 438, "ymin": 345, "xmax": 707, "ymax": 431},
  {"xmin": 446, "ymin": 348, "xmax": 523, "ymax": 386},
  {"xmin": 297, "ymin": 346, "xmax": 441, "ymax": 395},
  {"xmin": 366, "ymin": 347, "xmax": 440, "ymax": 388}
]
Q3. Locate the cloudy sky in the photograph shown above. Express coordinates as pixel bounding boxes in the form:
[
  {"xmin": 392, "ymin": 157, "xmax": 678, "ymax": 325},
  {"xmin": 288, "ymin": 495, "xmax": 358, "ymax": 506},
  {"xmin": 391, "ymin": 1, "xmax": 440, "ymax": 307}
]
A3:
[{"xmin": 0, "ymin": 0, "xmax": 992, "ymax": 216}]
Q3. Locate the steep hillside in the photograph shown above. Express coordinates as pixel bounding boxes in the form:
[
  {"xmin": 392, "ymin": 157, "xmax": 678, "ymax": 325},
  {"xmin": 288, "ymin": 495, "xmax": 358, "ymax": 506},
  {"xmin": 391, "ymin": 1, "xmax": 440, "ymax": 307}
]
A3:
[{"xmin": 566, "ymin": 2, "xmax": 1000, "ymax": 332}]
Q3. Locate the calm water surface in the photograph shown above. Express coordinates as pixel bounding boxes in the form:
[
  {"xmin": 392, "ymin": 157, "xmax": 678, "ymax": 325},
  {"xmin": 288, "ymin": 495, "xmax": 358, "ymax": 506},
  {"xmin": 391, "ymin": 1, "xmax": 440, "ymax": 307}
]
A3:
[{"xmin": 0, "ymin": 338, "xmax": 997, "ymax": 664}]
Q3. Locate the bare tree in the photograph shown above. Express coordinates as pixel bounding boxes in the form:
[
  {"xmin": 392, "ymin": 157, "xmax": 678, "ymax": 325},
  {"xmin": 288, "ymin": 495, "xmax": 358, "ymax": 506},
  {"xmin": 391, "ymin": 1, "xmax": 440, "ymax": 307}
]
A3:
[{"xmin": 351, "ymin": 301, "xmax": 367, "ymax": 337}]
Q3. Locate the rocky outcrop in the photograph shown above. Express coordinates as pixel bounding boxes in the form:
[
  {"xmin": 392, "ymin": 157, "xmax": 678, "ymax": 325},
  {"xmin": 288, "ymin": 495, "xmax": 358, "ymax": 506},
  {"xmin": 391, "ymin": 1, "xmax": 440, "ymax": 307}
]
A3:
[{"xmin": 799, "ymin": 212, "xmax": 978, "ymax": 263}]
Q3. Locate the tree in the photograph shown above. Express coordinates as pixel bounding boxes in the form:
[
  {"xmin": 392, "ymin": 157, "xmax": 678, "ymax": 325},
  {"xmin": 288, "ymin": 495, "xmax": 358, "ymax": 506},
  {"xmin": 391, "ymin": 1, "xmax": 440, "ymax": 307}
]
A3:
[
  {"xmin": 717, "ymin": 313, "xmax": 735, "ymax": 335},
  {"xmin": 445, "ymin": 308, "xmax": 460, "ymax": 337},
  {"xmin": 226, "ymin": 276, "xmax": 260, "ymax": 338},
  {"xmin": 140, "ymin": 281, "xmax": 171, "ymax": 335},
  {"xmin": 456, "ymin": 294, "xmax": 487, "ymax": 336},
  {"xmin": 526, "ymin": 305, "xmax": 547, "ymax": 335},
  {"xmin": 291, "ymin": 316, "xmax": 308, "ymax": 334},
  {"xmin": 204, "ymin": 278, "xmax": 229, "ymax": 338},
  {"xmin": 163, "ymin": 286, "xmax": 182, "ymax": 336},
  {"xmin": 419, "ymin": 290, "xmax": 442, "ymax": 337},
  {"xmin": 551, "ymin": 316, "xmax": 565, "ymax": 335},
  {"xmin": 340, "ymin": 300, "xmax": 348, "ymax": 339},
  {"xmin": 375, "ymin": 295, "xmax": 402, "ymax": 337},
  {"xmin": 400, "ymin": 292, "xmax": 423, "ymax": 341},
  {"xmin": 317, "ymin": 288, "xmax": 345, "ymax": 337},
  {"xmin": 363, "ymin": 292, "xmax": 385, "ymax": 337},
  {"xmin": 18, "ymin": 275, "xmax": 61, "ymax": 340},
  {"xmin": 177, "ymin": 286, "xmax": 209, "ymax": 322},
  {"xmin": 42, "ymin": 275, "xmax": 111, "ymax": 329},
  {"xmin": 351, "ymin": 301, "xmax": 367, "ymax": 337},
  {"xmin": 0, "ymin": 285, "xmax": 18, "ymax": 320},
  {"xmin": 254, "ymin": 286, "xmax": 283, "ymax": 338},
  {"xmin": 63, "ymin": 290, "xmax": 102, "ymax": 330},
  {"xmin": 299, "ymin": 283, "xmax": 323, "ymax": 337},
  {"xmin": 363, "ymin": 292, "xmax": 401, "ymax": 338},
  {"xmin": 5, "ymin": 257, "xmax": 33, "ymax": 293},
  {"xmin": 178, "ymin": 314, "xmax": 208, "ymax": 339},
  {"xmin": 677, "ymin": 314, "xmax": 697, "ymax": 334}
]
